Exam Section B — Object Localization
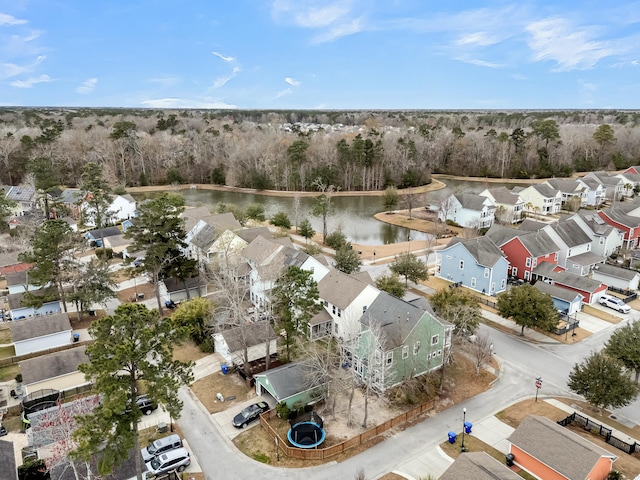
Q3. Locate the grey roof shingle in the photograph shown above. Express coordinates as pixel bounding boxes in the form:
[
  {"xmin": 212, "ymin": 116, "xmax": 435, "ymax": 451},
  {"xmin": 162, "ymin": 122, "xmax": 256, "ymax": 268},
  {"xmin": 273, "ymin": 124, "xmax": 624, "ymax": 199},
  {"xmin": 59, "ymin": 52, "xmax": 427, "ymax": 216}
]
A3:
[
  {"xmin": 454, "ymin": 193, "xmax": 494, "ymax": 211},
  {"xmin": 242, "ymin": 235, "xmax": 283, "ymax": 265},
  {"xmin": 533, "ymin": 281, "xmax": 582, "ymax": 303},
  {"xmin": 549, "ymin": 219, "xmax": 592, "ymax": 247},
  {"xmin": 485, "ymin": 224, "xmax": 520, "ymax": 247},
  {"xmin": 0, "ymin": 439, "xmax": 17, "ymax": 480},
  {"xmin": 594, "ymin": 263, "xmax": 640, "ymax": 281},
  {"xmin": 446, "ymin": 236, "xmax": 504, "ymax": 267},
  {"xmin": 553, "ymin": 271, "xmax": 604, "ymax": 293},
  {"xmin": 440, "ymin": 452, "xmax": 522, "ymax": 480},
  {"xmin": 253, "ymin": 362, "xmax": 320, "ymax": 402},
  {"xmin": 5, "ymin": 185, "xmax": 35, "ymax": 202},
  {"xmin": 180, "ymin": 206, "xmax": 213, "ymax": 232},
  {"xmin": 5, "ymin": 270, "xmax": 28, "ymax": 287},
  {"xmin": 11, "ymin": 312, "xmax": 72, "ymax": 342},
  {"xmin": 20, "ymin": 345, "xmax": 87, "ymax": 385},
  {"xmin": 60, "ymin": 188, "xmax": 81, "ymax": 204},
  {"xmin": 508, "ymin": 416, "xmax": 615, "ymax": 480},
  {"xmin": 545, "ymin": 178, "xmax": 585, "ymax": 194},
  {"xmin": 317, "ymin": 269, "xmax": 370, "ymax": 310},
  {"xmin": 219, "ymin": 321, "xmax": 276, "ymax": 353},
  {"xmin": 601, "ymin": 206, "xmax": 640, "ymax": 228},
  {"xmin": 566, "ymin": 251, "xmax": 605, "ymax": 267},
  {"xmin": 518, "ymin": 230, "xmax": 560, "ymax": 257},
  {"xmin": 483, "ymin": 186, "xmax": 522, "ymax": 205},
  {"xmin": 530, "ymin": 184, "xmax": 559, "ymax": 198},
  {"xmin": 517, "ymin": 219, "xmax": 547, "ymax": 231},
  {"xmin": 235, "ymin": 227, "xmax": 273, "ymax": 243},
  {"xmin": 86, "ymin": 226, "xmax": 121, "ymax": 239},
  {"xmin": 577, "ymin": 211, "xmax": 615, "ymax": 236}
]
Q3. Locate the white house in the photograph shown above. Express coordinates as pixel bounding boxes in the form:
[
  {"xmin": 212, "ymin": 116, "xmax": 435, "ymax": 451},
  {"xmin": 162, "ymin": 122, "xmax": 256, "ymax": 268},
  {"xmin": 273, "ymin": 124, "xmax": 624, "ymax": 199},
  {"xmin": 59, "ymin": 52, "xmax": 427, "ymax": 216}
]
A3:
[
  {"xmin": 576, "ymin": 177, "xmax": 606, "ymax": 207},
  {"xmin": 81, "ymin": 194, "xmax": 137, "ymax": 227},
  {"xmin": 572, "ymin": 212, "xmax": 624, "ymax": 257},
  {"xmin": 582, "ymin": 171, "xmax": 625, "ymax": 202},
  {"xmin": 11, "ymin": 313, "xmax": 72, "ymax": 356},
  {"xmin": 592, "ymin": 263, "xmax": 640, "ymax": 291},
  {"xmin": 5, "ymin": 185, "xmax": 36, "ymax": 216},
  {"xmin": 213, "ymin": 321, "xmax": 277, "ymax": 368},
  {"xmin": 439, "ymin": 193, "xmax": 495, "ymax": 228},
  {"xmin": 615, "ymin": 172, "xmax": 640, "ymax": 197},
  {"xmin": 5, "ymin": 271, "xmax": 41, "ymax": 295},
  {"xmin": 317, "ymin": 269, "xmax": 380, "ymax": 342},
  {"xmin": 8, "ymin": 291, "xmax": 62, "ymax": 320},
  {"xmin": 543, "ymin": 179, "xmax": 588, "ymax": 208},
  {"xmin": 512, "ymin": 184, "xmax": 562, "ymax": 215},
  {"xmin": 479, "ymin": 186, "xmax": 524, "ymax": 224}
]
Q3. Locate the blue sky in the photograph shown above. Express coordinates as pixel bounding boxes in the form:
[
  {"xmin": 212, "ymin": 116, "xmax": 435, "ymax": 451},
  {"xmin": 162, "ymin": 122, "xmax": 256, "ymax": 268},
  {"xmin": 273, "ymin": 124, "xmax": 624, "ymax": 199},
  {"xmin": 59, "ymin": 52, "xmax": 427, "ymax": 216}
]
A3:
[{"xmin": 1, "ymin": 1, "xmax": 639, "ymax": 110}]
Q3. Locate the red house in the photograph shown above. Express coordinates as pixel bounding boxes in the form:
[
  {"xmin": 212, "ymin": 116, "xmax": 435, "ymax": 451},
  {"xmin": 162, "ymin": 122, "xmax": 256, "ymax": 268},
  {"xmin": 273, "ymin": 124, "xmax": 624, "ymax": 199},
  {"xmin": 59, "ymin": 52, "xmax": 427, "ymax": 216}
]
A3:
[
  {"xmin": 597, "ymin": 207, "xmax": 640, "ymax": 249},
  {"xmin": 486, "ymin": 225, "xmax": 560, "ymax": 281}
]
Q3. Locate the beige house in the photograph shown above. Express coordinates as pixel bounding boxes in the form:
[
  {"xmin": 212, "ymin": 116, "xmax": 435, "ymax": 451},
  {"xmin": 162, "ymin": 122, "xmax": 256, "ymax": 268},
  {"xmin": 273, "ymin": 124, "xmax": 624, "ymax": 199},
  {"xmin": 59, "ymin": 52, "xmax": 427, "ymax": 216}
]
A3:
[{"xmin": 19, "ymin": 346, "xmax": 89, "ymax": 395}]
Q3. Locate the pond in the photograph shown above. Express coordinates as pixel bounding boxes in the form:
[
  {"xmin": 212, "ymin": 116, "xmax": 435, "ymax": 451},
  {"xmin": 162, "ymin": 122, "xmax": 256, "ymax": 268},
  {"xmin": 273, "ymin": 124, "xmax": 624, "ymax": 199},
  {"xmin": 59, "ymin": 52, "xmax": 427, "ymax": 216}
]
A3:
[{"xmin": 132, "ymin": 178, "xmax": 530, "ymax": 246}]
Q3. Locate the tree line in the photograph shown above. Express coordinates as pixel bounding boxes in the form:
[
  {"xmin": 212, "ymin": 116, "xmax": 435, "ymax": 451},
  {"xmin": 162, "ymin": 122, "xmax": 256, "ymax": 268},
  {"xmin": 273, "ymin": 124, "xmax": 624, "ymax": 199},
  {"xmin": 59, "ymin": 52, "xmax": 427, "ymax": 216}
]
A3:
[{"xmin": 1, "ymin": 108, "xmax": 640, "ymax": 193}]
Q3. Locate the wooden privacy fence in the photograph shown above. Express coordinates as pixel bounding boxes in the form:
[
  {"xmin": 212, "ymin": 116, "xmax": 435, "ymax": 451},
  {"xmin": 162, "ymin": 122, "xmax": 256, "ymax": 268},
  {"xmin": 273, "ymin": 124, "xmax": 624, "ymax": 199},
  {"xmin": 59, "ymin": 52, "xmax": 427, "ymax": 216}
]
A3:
[
  {"xmin": 260, "ymin": 398, "xmax": 436, "ymax": 460},
  {"xmin": 558, "ymin": 412, "xmax": 638, "ymax": 455},
  {"xmin": 0, "ymin": 340, "xmax": 93, "ymax": 367}
]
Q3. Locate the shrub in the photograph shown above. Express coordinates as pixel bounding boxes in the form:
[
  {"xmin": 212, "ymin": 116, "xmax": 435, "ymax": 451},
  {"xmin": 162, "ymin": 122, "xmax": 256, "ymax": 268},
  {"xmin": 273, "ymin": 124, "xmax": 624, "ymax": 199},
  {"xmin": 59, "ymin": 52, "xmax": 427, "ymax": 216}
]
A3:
[
  {"xmin": 95, "ymin": 247, "xmax": 113, "ymax": 259},
  {"xmin": 270, "ymin": 211, "xmax": 291, "ymax": 229},
  {"xmin": 276, "ymin": 402, "xmax": 291, "ymax": 419},
  {"xmin": 325, "ymin": 231, "xmax": 347, "ymax": 249}
]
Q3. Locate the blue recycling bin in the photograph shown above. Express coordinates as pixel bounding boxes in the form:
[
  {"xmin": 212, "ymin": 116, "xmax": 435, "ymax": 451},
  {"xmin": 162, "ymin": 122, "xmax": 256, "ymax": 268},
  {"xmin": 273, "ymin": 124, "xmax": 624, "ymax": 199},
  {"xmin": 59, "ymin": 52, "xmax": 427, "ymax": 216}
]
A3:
[
  {"xmin": 73, "ymin": 333, "xmax": 80, "ymax": 343},
  {"xmin": 464, "ymin": 421, "xmax": 472, "ymax": 434},
  {"xmin": 447, "ymin": 431, "xmax": 456, "ymax": 444},
  {"xmin": 221, "ymin": 363, "xmax": 229, "ymax": 375}
]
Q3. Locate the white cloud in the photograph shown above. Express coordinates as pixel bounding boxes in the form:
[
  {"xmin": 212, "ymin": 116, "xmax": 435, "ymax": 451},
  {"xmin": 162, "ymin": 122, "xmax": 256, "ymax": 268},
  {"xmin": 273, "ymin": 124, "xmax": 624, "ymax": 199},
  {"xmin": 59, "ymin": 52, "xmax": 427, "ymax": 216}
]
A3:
[
  {"xmin": 10, "ymin": 74, "xmax": 52, "ymax": 88},
  {"xmin": 284, "ymin": 77, "xmax": 300, "ymax": 86},
  {"xmin": 212, "ymin": 66, "xmax": 240, "ymax": 88},
  {"xmin": 293, "ymin": 4, "xmax": 351, "ymax": 28},
  {"xmin": 311, "ymin": 17, "xmax": 364, "ymax": 43},
  {"xmin": 526, "ymin": 17, "xmax": 614, "ymax": 70},
  {"xmin": 0, "ymin": 13, "xmax": 27, "ymax": 26},
  {"xmin": 76, "ymin": 78, "xmax": 97, "ymax": 94},
  {"xmin": 454, "ymin": 32, "xmax": 500, "ymax": 47},
  {"xmin": 148, "ymin": 76, "xmax": 181, "ymax": 87},
  {"xmin": 212, "ymin": 51, "xmax": 235, "ymax": 63},
  {"xmin": 141, "ymin": 97, "xmax": 237, "ymax": 109},
  {"xmin": 275, "ymin": 88, "xmax": 292, "ymax": 98},
  {"xmin": 0, "ymin": 55, "xmax": 46, "ymax": 80},
  {"xmin": 512, "ymin": 73, "xmax": 527, "ymax": 80},
  {"xmin": 454, "ymin": 57, "xmax": 503, "ymax": 68}
]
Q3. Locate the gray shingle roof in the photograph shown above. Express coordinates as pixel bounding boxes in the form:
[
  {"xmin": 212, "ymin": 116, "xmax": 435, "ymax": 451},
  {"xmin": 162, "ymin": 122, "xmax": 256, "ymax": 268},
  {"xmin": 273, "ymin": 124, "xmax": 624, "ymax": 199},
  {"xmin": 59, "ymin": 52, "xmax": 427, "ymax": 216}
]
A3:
[
  {"xmin": 20, "ymin": 345, "xmax": 87, "ymax": 385},
  {"xmin": 518, "ymin": 230, "xmax": 560, "ymax": 258},
  {"xmin": 532, "ymin": 261, "xmax": 560, "ymax": 278},
  {"xmin": 253, "ymin": 362, "xmax": 320, "ymax": 402},
  {"xmin": 235, "ymin": 227, "xmax": 273, "ymax": 243},
  {"xmin": 545, "ymin": 178, "xmax": 585, "ymax": 194},
  {"xmin": 600, "ymin": 207, "xmax": 640, "ymax": 229},
  {"xmin": 440, "ymin": 452, "xmax": 522, "ymax": 480},
  {"xmin": 533, "ymin": 281, "xmax": 582, "ymax": 303},
  {"xmin": 594, "ymin": 263, "xmax": 640, "ymax": 281},
  {"xmin": 219, "ymin": 320, "xmax": 276, "ymax": 353},
  {"xmin": 60, "ymin": 188, "xmax": 81, "ymax": 204},
  {"xmin": 483, "ymin": 186, "xmax": 522, "ymax": 205},
  {"xmin": 11, "ymin": 312, "xmax": 72, "ymax": 342},
  {"xmin": 577, "ymin": 211, "xmax": 615, "ymax": 236},
  {"xmin": 566, "ymin": 251, "xmax": 605, "ymax": 267},
  {"xmin": 0, "ymin": 439, "xmax": 17, "ymax": 480},
  {"xmin": 531, "ymin": 184, "xmax": 559, "ymax": 198},
  {"xmin": 549, "ymin": 218, "xmax": 592, "ymax": 247},
  {"xmin": 485, "ymin": 224, "xmax": 520, "ymax": 247},
  {"xmin": 242, "ymin": 235, "xmax": 282, "ymax": 265},
  {"xmin": 5, "ymin": 270, "xmax": 28, "ymax": 287},
  {"xmin": 361, "ymin": 291, "xmax": 428, "ymax": 350},
  {"xmin": 190, "ymin": 223, "xmax": 218, "ymax": 251},
  {"xmin": 508, "ymin": 416, "xmax": 615, "ymax": 480},
  {"xmin": 86, "ymin": 226, "xmax": 121, "ymax": 239},
  {"xmin": 517, "ymin": 219, "xmax": 547, "ymax": 231},
  {"xmin": 553, "ymin": 271, "xmax": 603, "ymax": 293},
  {"xmin": 446, "ymin": 236, "xmax": 504, "ymax": 268},
  {"xmin": 180, "ymin": 206, "xmax": 213, "ymax": 232},
  {"xmin": 317, "ymin": 269, "xmax": 371, "ymax": 309},
  {"xmin": 454, "ymin": 193, "xmax": 494, "ymax": 211}
]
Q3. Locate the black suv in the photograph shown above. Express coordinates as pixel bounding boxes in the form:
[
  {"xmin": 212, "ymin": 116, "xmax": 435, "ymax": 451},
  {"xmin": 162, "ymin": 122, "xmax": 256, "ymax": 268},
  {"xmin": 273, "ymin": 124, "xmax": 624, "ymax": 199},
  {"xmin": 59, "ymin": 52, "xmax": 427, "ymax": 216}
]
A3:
[{"xmin": 126, "ymin": 394, "xmax": 157, "ymax": 415}]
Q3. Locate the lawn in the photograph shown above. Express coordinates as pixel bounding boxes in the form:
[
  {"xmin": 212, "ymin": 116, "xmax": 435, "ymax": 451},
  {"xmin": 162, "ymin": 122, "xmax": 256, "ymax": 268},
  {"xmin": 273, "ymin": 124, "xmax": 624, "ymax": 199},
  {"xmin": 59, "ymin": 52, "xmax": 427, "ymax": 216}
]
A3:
[
  {"xmin": 0, "ymin": 327, "xmax": 11, "ymax": 344},
  {"xmin": 0, "ymin": 345, "xmax": 15, "ymax": 359},
  {"xmin": 0, "ymin": 363, "xmax": 20, "ymax": 382}
]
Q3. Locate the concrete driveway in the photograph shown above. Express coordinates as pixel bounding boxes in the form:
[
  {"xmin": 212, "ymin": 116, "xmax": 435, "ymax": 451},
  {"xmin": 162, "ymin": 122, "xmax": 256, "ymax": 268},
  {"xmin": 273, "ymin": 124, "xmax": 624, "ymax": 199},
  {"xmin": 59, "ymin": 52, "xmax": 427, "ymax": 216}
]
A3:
[{"xmin": 211, "ymin": 395, "xmax": 275, "ymax": 440}]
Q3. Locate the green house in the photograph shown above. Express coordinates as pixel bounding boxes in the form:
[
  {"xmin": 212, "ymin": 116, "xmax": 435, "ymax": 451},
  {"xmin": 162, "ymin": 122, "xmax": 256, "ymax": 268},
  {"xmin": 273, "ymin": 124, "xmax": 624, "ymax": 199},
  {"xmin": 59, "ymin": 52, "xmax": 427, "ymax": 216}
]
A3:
[
  {"xmin": 254, "ymin": 362, "xmax": 326, "ymax": 409},
  {"xmin": 352, "ymin": 292, "xmax": 452, "ymax": 392}
]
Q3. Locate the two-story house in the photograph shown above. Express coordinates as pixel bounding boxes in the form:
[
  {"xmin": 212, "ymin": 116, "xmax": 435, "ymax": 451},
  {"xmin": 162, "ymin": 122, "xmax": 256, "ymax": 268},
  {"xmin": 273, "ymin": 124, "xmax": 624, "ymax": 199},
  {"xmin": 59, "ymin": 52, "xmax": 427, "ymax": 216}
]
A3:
[
  {"xmin": 439, "ymin": 193, "xmax": 495, "ymax": 229},
  {"xmin": 582, "ymin": 171, "xmax": 625, "ymax": 202},
  {"xmin": 81, "ymin": 193, "xmax": 137, "ymax": 227},
  {"xmin": 576, "ymin": 177, "xmax": 606, "ymax": 207},
  {"xmin": 542, "ymin": 218, "xmax": 604, "ymax": 276},
  {"xmin": 543, "ymin": 179, "xmax": 588, "ymax": 208},
  {"xmin": 615, "ymin": 171, "xmax": 640, "ymax": 197},
  {"xmin": 512, "ymin": 184, "xmax": 562, "ymax": 215},
  {"xmin": 436, "ymin": 236, "xmax": 509, "ymax": 295},
  {"xmin": 571, "ymin": 212, "xmax": 624, "ymax": 257},
  {"xmin": 479, "ymin": 186, "xmax": 525, "ymax": 224},
  {"xmin": 5, "ymin": 185, "xmax": 36, "ymax": 216},
  {"xmin": 597, "ymin": 206, "xmax": 640, "ymax": 249},
  {"xmin": 485, "ymin": 224, "xmax": 560, "ymax": 282},
  {"xmin": 317, "ymin": 269, "xmax": 380, "ymax": 343},
  {"xmin": 352, "ymin": 291, "xmax": 452, "ymax": 392}
]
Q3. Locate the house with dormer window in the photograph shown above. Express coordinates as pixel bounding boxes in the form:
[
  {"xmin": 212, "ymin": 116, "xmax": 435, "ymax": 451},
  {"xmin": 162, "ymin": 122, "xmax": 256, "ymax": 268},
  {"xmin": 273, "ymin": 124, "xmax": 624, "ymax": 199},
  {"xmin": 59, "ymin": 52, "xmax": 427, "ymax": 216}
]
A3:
[
  {"xmin": 479, "ymin": 186, "xmax": 524, "ymax": 224},
  {"xmin": 439, "ymin": 193, "xmax": 496, "ymax": 228},
  {"xmin": 512, "ymin": 184, "xmax": 562, "ymax": 215}
]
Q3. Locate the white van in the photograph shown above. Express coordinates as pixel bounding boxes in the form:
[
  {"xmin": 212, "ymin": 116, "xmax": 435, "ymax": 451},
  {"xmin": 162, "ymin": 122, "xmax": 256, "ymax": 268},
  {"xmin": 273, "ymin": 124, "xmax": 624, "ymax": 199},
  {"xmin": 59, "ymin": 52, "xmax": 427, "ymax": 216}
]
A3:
[
  {"xmin": 141, "ymin": 434, "xmax": 183, "ymax": 462},
  {"xmin": 145, "ymin": 447, "xmax": 191, "ymax": 475}
]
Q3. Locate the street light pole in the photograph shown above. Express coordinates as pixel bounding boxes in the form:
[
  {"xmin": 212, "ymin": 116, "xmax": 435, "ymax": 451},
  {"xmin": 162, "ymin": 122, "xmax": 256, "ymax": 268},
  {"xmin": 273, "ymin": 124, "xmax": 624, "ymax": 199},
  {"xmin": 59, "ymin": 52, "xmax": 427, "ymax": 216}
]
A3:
[{"xmin": 461, "ymin": 407, "xmax": 467, "ymax": 452}]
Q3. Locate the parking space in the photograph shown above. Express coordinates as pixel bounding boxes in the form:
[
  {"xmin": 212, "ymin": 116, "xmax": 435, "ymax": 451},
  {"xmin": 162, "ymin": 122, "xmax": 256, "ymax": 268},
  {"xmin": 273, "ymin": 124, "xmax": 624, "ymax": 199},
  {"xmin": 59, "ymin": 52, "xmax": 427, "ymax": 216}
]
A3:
[{"xmin": 211, "ymin": 395, "xmax": 275, "ymax": 440}]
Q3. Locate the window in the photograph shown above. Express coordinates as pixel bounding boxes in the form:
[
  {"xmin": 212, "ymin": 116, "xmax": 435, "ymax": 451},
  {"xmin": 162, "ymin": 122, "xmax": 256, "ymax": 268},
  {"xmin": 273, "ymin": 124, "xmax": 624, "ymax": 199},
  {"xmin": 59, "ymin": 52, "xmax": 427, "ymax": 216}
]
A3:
[
  {"xmin": 599, "ymin": 237, "xmax": 605, "ymax": 245},
  {"xmin": 484, "ymin": 268, "xmax": 489, "ymax": 278},
  {"xmin": 323, "ymin": 300, "xmax": 328, "ymax": 307},
  {"xmin": 437, "ymin": 349, "xmax": 442, "ymax": 356},
  {"xmin": 362, "ymin": 305, "xmax": 367, "ymax": 313},
  {"xmin": 459, "ymin": 260, "xmax": 464, "ymax": 270},
  {"xmin": 501, "ymin": 279, "xmax": 506, "ymax": 289},
  {"xmin": 332, "ymin": 305, "xmax": 336, "ymax": 315},
  {"xmin": 471, "ymin": 277, "xmax": 476, "ymax": 288},
  {"xmin": 525, "ymin": 257, "xmax": 531, "ymax": 267},
  {"xmin": 431, "ymin": 335, "xmax": 439, "ymax": 346},
  {"xmin": 512, "ymin": 267, "xmax": 517, "ymax": 276},
  {"xmin": 587, "ymin": 243, "xmax": 591, "ymax": 251},
  {"xmin": 533, "ymin": 258, "xmax": 537, "ymax": 267},
  {"xmin": 386, "ymin": 352, "xmax": 393, "ymax": 365},
  {"xmin": 337, "ymin": 308, "xmax": 342, "ymax": 317},
  {"xmin": 554, "ymin": 253, "xmax": 558, "ymax": 261},
  {"xmin": 402, "ymin": 346, "xmax": 409, "ymax": 359},
  {"xmin": 414, "ymin": 341, "xmax": 421, "ymax": 355},
  {"xmin": 375, "ymin": 350, "xmax": 382, "ymax": 364},
  {"xmin": 524, "ymin": 271, "xmax": 530, "ymax": 280}
]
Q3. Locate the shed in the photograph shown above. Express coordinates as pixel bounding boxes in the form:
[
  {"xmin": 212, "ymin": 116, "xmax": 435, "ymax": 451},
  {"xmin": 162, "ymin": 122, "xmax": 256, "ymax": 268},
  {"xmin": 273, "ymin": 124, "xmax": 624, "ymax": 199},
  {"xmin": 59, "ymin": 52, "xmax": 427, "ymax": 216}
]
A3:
[
  {"xmin": 213, "ymin": 321, "xmax": 277, "ymax": 367},
  {"xmin": 508, "ymin": 415, "xmax": 616, "ymax": 480},
  {"xmin": 11, "ymin": 313, "xmax": 72, "ymax": 356},
  {"xmin": 163, "ymin": 276, "xmax": 207, "ymax": 303},
  {"xmin": 533, "ymin": 281, "xmax": 583, "ymax": 315},
  {"xmin": 19, "ymin": 346, "xmax": 89, "ymax": 395},
  {"xmin": 253, "ymin": 362, "xmax": 325, "ymax": 409}
]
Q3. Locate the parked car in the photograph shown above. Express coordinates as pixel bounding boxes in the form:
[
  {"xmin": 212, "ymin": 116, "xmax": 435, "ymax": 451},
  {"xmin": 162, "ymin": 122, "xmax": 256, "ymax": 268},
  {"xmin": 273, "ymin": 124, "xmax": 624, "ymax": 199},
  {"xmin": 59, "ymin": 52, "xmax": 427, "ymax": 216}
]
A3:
[
  {"xmin": 126, "ymin": 394, "xmax": 158, "ymax": 415},
  {"xmin": 141, "ymin": 433, "xmax": 183, "ymax": 462},
  {"xmin": 145, "ymin": 447, "xmax": 190, "ymax": 475},
  {"xmin": 599, "ymin": 294, "xmax": 631, "ymax": 313},
  {"xmin": 232, "ymin": 401, "xmax": 270, "ymax": 428}
]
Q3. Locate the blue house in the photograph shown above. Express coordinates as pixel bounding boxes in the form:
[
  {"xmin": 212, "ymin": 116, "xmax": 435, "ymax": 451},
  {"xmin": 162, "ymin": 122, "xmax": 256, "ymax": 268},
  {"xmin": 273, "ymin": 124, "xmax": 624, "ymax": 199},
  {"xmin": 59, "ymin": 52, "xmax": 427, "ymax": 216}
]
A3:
[
  {"xmin": 533, "ymin": 281, "xmax": 583, "ymax": 315},
  {"xmin": 436, "ymin": 236, "xmax": 509, "ymax": 296}
]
